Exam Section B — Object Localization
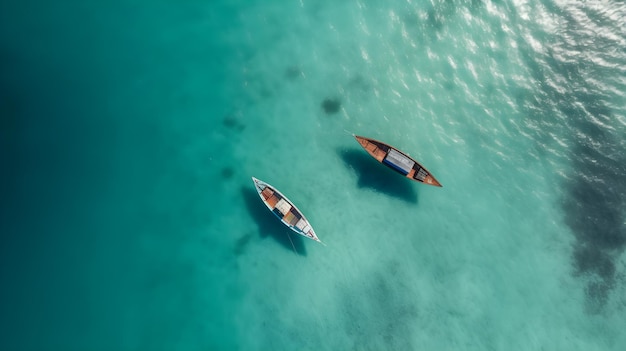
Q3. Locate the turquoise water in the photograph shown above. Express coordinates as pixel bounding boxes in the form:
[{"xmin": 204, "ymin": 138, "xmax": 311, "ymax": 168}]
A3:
[{"xmin": 1, "ymin": 0, "xmax": 625, "ymax": 350}]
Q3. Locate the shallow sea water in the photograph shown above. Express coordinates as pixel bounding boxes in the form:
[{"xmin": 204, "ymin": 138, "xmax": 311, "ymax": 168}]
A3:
[{"xmin": 1, "ymin": 0, "xmax": 625, "ymax": 350}]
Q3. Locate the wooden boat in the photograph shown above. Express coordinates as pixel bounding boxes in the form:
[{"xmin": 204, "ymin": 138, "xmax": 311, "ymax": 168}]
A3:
[
  {"xmin": 354, "ymin": 135, "xmax": 442, "ymax": 187},
  {"xmin": 252, "ymin": 177, "xmax": 323, "ymax": 243}
]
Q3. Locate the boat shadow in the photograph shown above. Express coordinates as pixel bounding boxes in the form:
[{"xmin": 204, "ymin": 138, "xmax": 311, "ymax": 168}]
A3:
[
  {"xmin": 337, "ymin": 148, "xmax": 419, "ymax": 204},
  {"xmin": 241, "ymin": 187, "xmax": 308, "ymax": 256}
]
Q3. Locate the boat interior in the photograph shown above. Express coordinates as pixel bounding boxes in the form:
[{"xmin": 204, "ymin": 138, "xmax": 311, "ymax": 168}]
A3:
[{"xmin": 261, "ymin": 186, "xmax": 302, "ymax": 226}]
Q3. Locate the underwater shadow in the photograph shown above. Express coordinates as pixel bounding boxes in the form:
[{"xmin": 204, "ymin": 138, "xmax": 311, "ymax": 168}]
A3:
[
  {"xmin": 337, "ymin": 148, "xmax": 419, "ymax": 204},
  {"xmin": 241, "ymin": 187, "xmax": 307, "ymax": 256}
]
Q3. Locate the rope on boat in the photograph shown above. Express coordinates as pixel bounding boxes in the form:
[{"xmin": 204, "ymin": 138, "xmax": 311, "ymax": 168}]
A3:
[{"xmin": 286, "ymin": 232, "xmax": 297, "ymax": 254}]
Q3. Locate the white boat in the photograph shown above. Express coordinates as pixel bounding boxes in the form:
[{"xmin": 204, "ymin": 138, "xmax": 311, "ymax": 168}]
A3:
[{"xmin": 252, "ymin": 177, "xmax": 322, "ymax": 244}]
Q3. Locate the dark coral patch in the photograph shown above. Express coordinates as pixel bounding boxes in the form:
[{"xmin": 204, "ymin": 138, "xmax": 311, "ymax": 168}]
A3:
[
  {"xmin": 233, "ymin": 232, "xmax": 254, "ymax": 256},
  {"xmin": 321, "ymin": 98, "xmax": 341, "ymax": 114},
  {"xmin": 223, "ymin": 114, "xmax": 246, "ymax": 131},
  {"xmin": 285, "ymin": 66, "xmax": 302, "ymax": 80},
  {"xmin": 223, "ymin": 115, "xmax": 238, "ymax": 128},
  {"xmin": 221, "ymin": 167, "xmax": 234, "ymax": 179}
]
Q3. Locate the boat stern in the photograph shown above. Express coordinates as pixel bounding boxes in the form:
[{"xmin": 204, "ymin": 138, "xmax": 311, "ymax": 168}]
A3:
[
  {"xmin": 251, "ymin": 177, "xmax": 265, "ymax": 191},
  {"xmin": 424, "ymin": 175, "xmax": 442, "ymax": 187},
  {"xmin": 354, "ymin": 135, "xmax": 369, "ymax": 148}
]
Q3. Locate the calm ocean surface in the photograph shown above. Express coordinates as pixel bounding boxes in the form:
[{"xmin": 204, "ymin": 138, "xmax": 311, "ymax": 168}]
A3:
[{"xmin": 1, "ymin": 0, "xmax": 625, "ymax": 350}]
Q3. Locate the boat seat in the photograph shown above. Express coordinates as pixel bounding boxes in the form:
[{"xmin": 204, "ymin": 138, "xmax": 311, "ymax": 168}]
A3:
[
  {"xmin": 267, "ymin": 194, "xmax": 279, "ymax": 207},
  {"xmin": 261, "ymin": 187, "xmax": 274, "ymax": 200}
]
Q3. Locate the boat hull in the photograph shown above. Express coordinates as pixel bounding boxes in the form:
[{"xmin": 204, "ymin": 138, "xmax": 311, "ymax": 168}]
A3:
[
  {"xmin": 251, "ymin": 177, "xmax": 322, "ymax": 243},
  {"xmin": 354, "ymin": 135, "xmax": 442, "ymax": 187}
]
